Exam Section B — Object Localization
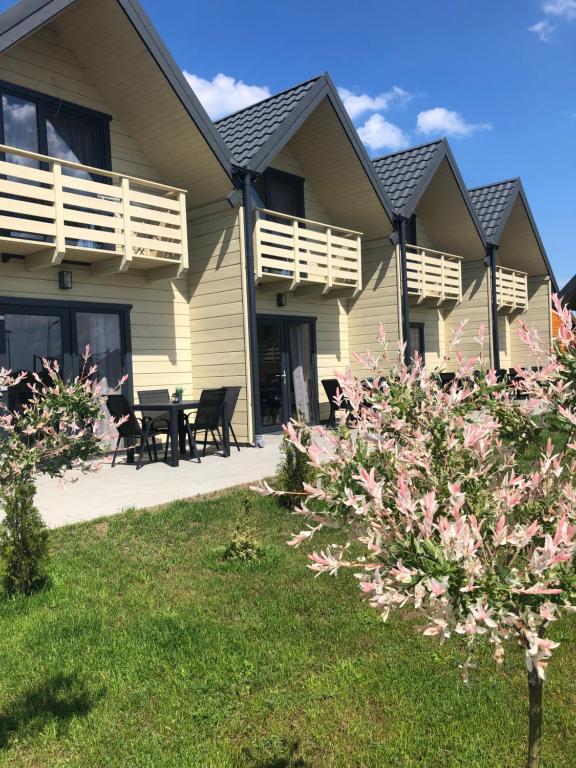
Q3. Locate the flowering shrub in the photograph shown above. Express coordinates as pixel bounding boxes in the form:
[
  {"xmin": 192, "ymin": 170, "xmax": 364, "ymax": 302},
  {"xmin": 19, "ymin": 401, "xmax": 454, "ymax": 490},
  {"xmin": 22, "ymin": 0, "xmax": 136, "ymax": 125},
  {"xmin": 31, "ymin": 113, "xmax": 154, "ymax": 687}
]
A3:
[
  {"xmin": 256, "ymin": 303, "xmax": 576, "ymax": 768},
  {"xmin": 0, "ymin": 352, "xmax": 121, "ymax": 593}
]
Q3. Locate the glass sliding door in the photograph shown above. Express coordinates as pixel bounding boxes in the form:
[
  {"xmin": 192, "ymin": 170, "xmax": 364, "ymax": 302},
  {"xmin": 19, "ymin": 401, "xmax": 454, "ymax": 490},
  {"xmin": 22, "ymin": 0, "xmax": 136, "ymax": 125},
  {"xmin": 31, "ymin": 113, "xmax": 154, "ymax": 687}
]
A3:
[
  {"xmin": 256, "ymin": 316, "xmax": 317, "ymax": 430},
  {"xmin": 0, "ymin": 301, "xmax": 130, "ymax": 414}
]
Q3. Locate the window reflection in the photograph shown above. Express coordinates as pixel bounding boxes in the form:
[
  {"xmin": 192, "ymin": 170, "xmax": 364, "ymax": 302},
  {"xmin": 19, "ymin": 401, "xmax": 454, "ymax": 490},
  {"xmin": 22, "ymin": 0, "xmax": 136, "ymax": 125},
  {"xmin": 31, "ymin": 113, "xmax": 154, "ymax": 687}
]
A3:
[{"xmin": 0, "ymin": 314, "xmax": 62, "ymax": 373}]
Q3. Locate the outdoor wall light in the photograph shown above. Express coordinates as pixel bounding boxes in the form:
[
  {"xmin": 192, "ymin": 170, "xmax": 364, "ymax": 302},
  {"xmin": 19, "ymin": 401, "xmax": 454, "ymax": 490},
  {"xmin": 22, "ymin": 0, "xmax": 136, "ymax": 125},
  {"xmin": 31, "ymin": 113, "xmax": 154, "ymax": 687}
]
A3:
[
  {"xmin": 58, "ymin": 270, "xmax": 73, "ymax": 290},
  {"xmin": 276, "ymin": 293, "xmax": 287, "ymax": 307}
]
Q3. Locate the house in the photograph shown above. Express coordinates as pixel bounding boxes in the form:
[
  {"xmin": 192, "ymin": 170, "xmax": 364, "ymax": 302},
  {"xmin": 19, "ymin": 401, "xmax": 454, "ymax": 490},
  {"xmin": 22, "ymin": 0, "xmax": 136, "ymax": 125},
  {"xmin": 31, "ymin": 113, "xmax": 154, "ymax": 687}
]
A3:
[
  {"xmin": 0, "ymin": 0, "xmax": 242, "ymax": 430},
  {"xmin": 212, "ymin": 74, "xmax": 396, "ymax": 442},
  {"xmin": 469, "ymin": 178, "xmax": 557, "ymax": 367},
  {"xmin": 0, "ymin": 0, "xmax": 559, "ymax": 454},
  {"xmin": 364, "ymin": 139, "xmax": 490, "ymax": 370}
]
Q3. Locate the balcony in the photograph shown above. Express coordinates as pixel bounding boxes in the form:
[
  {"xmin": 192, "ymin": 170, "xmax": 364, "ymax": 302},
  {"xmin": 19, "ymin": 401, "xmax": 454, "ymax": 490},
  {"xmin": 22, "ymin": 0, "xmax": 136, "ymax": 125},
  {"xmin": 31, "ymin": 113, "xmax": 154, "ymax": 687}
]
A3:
[
  {"xmin": 495, "ymin": 266, "xmax": 528, "ymax": 311},
  {"xmin": 406, "ymin": 244, "xmax": 462, "ymax": 304},
  {"xmin": 0, "ymin": 143, "xmax": 188, "ymax": 281},
  {"xmin": 254, "ymin": 208, "xmax": 362, "ymax": 296}
]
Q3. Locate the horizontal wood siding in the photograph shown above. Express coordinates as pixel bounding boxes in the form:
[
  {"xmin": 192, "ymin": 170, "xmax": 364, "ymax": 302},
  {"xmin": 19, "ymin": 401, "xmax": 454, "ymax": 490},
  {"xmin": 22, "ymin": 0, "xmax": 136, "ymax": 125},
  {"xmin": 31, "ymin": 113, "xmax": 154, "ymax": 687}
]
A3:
[
  {"xmin": 270, "ymin": 144, "xmax": 332, "ymax": 224},
  {"xmin": 0, "ymin": 259, "xmax": 193, "ymax": 393},
  {"xmin": 444, "ymin": 260, "xmax": 491, "ymax": 369},
  {"xmin": 509, "ymin": 276, "xmax": 552, "ymax": 367},
  {"xmin": 0, "ymin": 25, "xmax": 160, "ymax": 182},
  {"xmin": 188, "ymin": 206, "xmax": 251, "ymax": 443},
  {"xmin": 347, "ymin": 239, "xmax": 401, "ymax": 375},
  {"xmin": 409, "ymin": 306, "xmax": 445, "ymax": 368}
]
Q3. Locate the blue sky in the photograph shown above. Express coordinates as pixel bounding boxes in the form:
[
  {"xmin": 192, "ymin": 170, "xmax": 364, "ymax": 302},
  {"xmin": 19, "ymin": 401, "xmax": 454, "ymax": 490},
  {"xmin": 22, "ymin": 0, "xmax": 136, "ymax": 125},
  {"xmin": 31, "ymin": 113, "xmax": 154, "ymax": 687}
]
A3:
[{"xmin": 1, "ymin": 0, "xmax": 575, "ymax": 285}]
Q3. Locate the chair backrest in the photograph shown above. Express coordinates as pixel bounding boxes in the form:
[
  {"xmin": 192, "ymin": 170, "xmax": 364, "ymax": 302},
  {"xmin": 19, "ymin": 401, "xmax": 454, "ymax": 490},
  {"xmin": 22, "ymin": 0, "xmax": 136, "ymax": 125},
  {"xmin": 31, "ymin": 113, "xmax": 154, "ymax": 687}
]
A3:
[
  {"xmin": 322, "ymin": 378, "xmax": 351, "ymax": 410},
  {"xmin": 137, "ymin": 389, "xmax": 170, "ymax": 423},
  {"xmin": 106, "ymin": 394, "xmax": 142, "ymax": 438},
  {"xmin": 223, "ymin": 386, "xmax": 241, "ymax": 423},
  {"xmin": 194, "ymin": 388, "xmax": 226, "ymax": 430}
]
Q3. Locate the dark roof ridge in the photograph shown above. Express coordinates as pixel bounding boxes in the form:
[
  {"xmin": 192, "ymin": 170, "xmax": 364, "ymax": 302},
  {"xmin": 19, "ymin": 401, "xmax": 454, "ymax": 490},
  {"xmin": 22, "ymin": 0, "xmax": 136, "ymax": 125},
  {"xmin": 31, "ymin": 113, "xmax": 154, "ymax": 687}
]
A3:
[
  {"xmin": 215, "ymin": 74, "xmax": 324, "ymax": 124},
  {"xmin": 468, "ymin": 177, "xmax": 520, "ymax": 192},
  {"xmin": 371, "ymin": 138, "xmax": 445, "ymax": 163}
]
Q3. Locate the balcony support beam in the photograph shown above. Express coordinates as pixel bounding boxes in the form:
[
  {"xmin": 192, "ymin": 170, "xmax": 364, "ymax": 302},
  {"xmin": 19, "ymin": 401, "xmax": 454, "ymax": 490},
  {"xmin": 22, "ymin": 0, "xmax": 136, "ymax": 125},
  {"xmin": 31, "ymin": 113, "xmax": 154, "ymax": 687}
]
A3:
[
  {"xmin": 90, "ymin": 255, "xmax": 130, "ymax": 277},
  {"xmin": 147, "ymin": 264, "xmax": 186, "ymax": 283},
  {"xmin": 25, "ymin": 247, "xmax": 65, "ymax": 272}
]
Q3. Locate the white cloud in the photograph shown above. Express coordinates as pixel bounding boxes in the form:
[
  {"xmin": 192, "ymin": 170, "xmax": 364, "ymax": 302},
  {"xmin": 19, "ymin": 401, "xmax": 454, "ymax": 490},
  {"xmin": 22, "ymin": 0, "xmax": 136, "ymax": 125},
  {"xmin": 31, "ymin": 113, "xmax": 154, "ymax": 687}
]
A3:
[
  {"xmin": 529, "ymin": 19, "xmax": 555, "ymax": 40},
  {"xmin": 357, "ymin": 114, "xmax": 409, "ymax": 152},
  {"xmin": 337, "ymin": 85, "xmax": 411, "ymax": 120},
  {"xmin": 543, "ymin": 0, "xmax": 576, "ymax": 18},
  {"xmin": 183, "ymin": 72, "xmax": 270, "ymax": 119},
  {"xmin": 416, "ymin": 107, "xmax": 492, "ymax": 138}
]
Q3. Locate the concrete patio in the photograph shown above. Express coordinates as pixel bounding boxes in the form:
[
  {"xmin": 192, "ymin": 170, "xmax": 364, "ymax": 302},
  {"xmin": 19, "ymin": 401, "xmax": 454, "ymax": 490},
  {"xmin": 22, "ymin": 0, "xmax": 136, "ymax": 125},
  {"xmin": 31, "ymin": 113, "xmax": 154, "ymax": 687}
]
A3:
[{"xmin": 35, "ymin": 435, "xmax": 283, "ymax": 528}]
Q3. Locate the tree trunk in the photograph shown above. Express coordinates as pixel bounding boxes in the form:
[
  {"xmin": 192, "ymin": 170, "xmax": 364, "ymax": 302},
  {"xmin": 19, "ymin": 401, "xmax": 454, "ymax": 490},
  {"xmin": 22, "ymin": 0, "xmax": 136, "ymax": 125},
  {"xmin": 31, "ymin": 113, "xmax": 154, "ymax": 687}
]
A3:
[{"xmin": 527, "ymin": 667, "xmax": 543, "ymax": 768}]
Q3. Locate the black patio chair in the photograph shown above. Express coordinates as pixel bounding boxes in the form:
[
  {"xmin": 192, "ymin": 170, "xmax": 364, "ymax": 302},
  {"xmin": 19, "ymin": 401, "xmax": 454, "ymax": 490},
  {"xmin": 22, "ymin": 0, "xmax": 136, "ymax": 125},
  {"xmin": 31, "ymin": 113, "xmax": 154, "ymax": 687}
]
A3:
[
  {"xmin": 186, "ymin": 388, "xmax": 227, "ymax": 457},
  {"xmin": 322, "ymin": 378, "xmax": 352, "ymax": 427},
  {"xmin": 106, "ymin": 394, "xmax": 168, "ymax": 469},
  {"xmin": 137, "ymin": 389, "xmax": 171, "ymax": 430},
  {"xmin": 223, "ymin": 386, "xmax": 241, "ymax": 451}
]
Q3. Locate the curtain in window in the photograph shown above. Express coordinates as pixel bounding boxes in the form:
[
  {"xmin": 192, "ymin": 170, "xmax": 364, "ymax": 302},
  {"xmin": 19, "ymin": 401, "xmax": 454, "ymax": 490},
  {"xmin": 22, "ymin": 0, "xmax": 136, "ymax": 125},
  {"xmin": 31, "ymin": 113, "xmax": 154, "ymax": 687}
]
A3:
[{"xmin": 288, "ymin": 323, "xmax": 311, "ymax": 422}]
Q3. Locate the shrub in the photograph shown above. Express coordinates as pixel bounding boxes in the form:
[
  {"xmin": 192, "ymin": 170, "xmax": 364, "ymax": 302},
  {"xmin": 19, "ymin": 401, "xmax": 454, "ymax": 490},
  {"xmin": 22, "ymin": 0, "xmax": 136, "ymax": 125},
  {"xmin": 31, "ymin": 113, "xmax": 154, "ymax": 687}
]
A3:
[
  {"xmin": 223, "ymin": 494, "xmax": 263, "ymax": 562},
  {"xmin": 276, "ymin": 420, "xmax": 314, "ymax": 509},
  {"xmin": 0, "ymin": 352, "xmax": 120, "ymax": 595},
  {"xmin": 257, "ymin": 306, "xmax": 576, "ymax": 768},
  {"xmin": 0, "ymin": 480, "xmax": 48, "ymax": 595}
]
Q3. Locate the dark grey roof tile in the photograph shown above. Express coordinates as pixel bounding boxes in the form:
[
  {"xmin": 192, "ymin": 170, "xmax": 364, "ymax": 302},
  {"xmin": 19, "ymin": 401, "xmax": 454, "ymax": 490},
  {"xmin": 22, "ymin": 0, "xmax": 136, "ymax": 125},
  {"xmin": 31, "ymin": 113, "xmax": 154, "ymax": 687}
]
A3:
[
  {"xmin": 372, "ymin": 140, "xmax": 444, "ymax": 214},
  {"xmin": 468, "ymin": 179, "xmax": 519, "ymax": 243},
  {"xmin": 216, "ymin": 77, "xmax": 320, "ymax": 166}
]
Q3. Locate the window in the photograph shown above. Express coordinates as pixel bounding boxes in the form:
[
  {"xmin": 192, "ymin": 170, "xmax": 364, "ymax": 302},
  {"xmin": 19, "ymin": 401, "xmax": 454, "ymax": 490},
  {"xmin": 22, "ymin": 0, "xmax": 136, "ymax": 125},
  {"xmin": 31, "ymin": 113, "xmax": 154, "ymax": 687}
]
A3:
[
  {"xmin": 254, "ymin": 168, "xmax": 305, "ymax": 218},
  {"xmin": 0, "ymin": 82, "xmax": 111, "ymax": 173},
  {"xmin": 409, "ymin": 322, "xmax": 425, "ymax": 360}
]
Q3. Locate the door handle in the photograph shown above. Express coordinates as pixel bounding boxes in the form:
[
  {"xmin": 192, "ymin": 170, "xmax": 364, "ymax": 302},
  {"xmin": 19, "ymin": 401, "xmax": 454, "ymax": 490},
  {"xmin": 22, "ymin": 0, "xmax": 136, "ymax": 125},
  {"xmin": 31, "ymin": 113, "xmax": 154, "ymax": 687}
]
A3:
[{"xmin": 281, "ymin": 370, "xmax": 287, "ymax": 383}]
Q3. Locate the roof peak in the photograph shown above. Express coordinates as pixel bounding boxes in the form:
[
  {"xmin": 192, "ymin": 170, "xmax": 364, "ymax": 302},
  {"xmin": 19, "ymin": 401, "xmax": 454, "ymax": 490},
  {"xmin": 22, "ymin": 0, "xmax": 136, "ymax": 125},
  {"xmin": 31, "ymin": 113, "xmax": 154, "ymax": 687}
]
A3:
[
  {"xmin": 215, "ymin": 74, "xmax": 323, "ymax": 124},
  {"xmin": 371, "ymin": 138, "xmax": 445, "ymax": 163},
  {"xmin": 468, "ymin": 177, "xmax": 521, "ymax": 193}
]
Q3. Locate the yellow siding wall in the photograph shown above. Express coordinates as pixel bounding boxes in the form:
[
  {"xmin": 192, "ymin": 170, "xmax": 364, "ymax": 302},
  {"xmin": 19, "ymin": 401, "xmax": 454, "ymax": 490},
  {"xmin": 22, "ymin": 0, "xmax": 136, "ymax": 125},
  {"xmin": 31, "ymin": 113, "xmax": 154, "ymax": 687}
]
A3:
[
  {"xmin": 498, "ymin": 314, "xmax": 511, "ymax": 369},
  {"xmin": 444, "ymin": 260, "xmax": 491, "ymax": 369},
  {"xmin": 0, "ymin": 260, "xmax": 193, "ymax": 392},
  {"xmin": 0, "ymin": 25, "xmax": 159, "ymax": 181},
  {"xmin": 409, "ymin": 306, "xmax": 446, "ymax": 368},
  {"xmin": 270, "ymin": 144, "xmax": 332, "ymax": 223},
  {"xmin": 347, "ymin": 239, "xmax": 401, "ymax": 375},
  {"xmin": 188, "ymin": 205, "xmax": 251, "ymax": 443},
  {"xmin": 509, "ymin": 276, "xmax": 552, "ymax": 367}
]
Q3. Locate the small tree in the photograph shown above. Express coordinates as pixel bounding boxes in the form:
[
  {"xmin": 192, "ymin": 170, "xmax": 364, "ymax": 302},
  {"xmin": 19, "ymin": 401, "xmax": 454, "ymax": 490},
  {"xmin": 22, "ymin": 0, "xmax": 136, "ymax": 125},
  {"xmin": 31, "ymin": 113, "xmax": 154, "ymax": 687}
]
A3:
[
  {"xmin": 0, "ymin": 352, "xmax": 120, "ymax": 594},
  {"xmin": 256, "ymin": 306, "xmax": 576, "ymax": 768},
  {"xmin": 276, "ymin": 416, "xmax": 314, "ymax": 509}
]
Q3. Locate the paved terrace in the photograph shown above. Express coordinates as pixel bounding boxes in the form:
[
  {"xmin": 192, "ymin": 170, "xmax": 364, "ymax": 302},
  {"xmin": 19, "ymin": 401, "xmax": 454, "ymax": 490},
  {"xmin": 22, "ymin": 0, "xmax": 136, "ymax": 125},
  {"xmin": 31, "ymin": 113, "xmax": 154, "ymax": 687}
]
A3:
[{"xmin": 36, "ymin": 435, "xmax": 283, "ymax": 528}]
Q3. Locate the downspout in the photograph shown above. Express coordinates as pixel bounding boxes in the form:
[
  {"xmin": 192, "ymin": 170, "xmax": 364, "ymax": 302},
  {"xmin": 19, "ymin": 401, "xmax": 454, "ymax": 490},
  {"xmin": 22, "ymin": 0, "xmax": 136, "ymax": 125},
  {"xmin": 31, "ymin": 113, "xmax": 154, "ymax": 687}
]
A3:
[
  {"xmin": 486, "ymin": 243, "xmax": 501, "ymax": 371},
  {"xmin": 238, "ymin": 168, "xmax": 264, "ymax": 447},
  {"xmin": 396, "ymin": 215, "xmax": 411, "ymax": 365}
]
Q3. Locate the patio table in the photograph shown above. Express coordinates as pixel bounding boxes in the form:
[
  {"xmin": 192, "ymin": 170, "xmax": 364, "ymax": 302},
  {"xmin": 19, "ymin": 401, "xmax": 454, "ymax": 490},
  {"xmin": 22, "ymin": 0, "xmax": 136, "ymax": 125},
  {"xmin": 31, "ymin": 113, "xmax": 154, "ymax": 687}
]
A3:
[{"xmin": 133, "ymin": 399, "xmax": 230, "ymax": 467}]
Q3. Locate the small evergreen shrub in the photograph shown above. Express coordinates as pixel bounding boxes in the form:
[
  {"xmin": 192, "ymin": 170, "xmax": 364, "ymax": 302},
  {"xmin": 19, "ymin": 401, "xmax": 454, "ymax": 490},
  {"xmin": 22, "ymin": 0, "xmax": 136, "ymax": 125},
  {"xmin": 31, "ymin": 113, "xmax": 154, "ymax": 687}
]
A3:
[
  {"xmin": 0, "ymin": 480, "xmax": 48, "ymax": 595},
  {"xmin": 276, "ymin": 421, "xmax": 314, "ymax": 509},
  {"xmin": 223, "ymin": 494, "xmax": 263, "ymax": 562}
]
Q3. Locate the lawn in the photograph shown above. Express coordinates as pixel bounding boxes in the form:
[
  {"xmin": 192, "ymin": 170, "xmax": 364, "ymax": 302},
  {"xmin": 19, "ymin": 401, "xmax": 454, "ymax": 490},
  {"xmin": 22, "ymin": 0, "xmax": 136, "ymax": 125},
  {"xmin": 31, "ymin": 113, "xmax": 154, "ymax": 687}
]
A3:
[{"xmin": 0, "ymin": 490, "xmax": 574, "ymax": 767}]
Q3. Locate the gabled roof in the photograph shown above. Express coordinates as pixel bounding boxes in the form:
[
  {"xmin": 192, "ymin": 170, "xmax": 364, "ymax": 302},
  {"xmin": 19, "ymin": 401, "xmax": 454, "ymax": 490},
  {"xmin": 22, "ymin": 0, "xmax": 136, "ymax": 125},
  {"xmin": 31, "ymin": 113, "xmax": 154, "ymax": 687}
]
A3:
[
  {"xmin": 468, "ymin": 179, "xmax": 519, "ymax": 244},
  {"xmin": 216, "ymin": 76, "xmax": 321, "ymax": 168},
  {"xmin": 371, "ymin": 139, "xmax": 486, "ymax": 245},
  {"xmin": 372, "ymin": 140, "xmax": 444, "ymax": 213},
  {"xmin": 561, "ymin": 274, "xmax": 576, "ymax": 305},
  {"xmin": 469, "ymin": 178, "xmax": 557, "ymax": 290},
  {"xmin": 216, "ymin": 72, "xmax": 395, "ymax": 223},
  {"xmin": 0, "ymin": 0, "xmax": 233, "ymax": 180}
]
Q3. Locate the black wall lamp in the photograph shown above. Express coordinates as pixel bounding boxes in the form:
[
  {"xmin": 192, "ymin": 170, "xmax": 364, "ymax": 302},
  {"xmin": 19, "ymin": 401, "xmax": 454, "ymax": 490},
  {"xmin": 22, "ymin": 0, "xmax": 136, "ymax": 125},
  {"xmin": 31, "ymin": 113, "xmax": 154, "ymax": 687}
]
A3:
[
  {"xmin": 276, "ymin": 293, "xmax": 287, "ymax": 307},
  {"xmin": 58, "ymin": 270, "xmax": 73, "ymax": 290}
]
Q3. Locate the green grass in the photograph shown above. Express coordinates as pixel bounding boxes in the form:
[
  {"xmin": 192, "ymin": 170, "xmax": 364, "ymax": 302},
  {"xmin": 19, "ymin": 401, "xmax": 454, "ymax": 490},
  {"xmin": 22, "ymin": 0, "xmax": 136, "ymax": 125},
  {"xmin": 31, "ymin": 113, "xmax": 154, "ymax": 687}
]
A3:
[{"xmin": 0, "ymin": 491, "xmax": 574, "ymax": 767}]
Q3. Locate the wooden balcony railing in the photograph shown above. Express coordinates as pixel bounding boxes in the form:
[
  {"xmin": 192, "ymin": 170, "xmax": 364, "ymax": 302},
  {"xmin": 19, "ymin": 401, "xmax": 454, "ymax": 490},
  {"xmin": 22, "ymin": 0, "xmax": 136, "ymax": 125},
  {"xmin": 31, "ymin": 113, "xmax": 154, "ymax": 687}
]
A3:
[
  {"xmin": 254, "ymin": 208, "xmax": 362, "ymax": 295},
  {"xmin": 0, "ymin": 143, "xmax": 188, "ymax": 281},
  {"xmin": 406, "ymin": 244, "xmax": 462, "ymax": 303},
  {"xmin": 496, "ymin": 266, "xmax": 528, "ymax": 310}
]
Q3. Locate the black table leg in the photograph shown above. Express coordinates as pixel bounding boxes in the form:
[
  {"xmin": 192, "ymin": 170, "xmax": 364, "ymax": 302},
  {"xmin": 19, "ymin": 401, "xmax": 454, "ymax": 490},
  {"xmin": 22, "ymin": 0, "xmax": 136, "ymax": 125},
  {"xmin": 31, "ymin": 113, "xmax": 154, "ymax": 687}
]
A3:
[
  {"xmin": 178, "ymin": 411, "xmax": 187, "ymax": 456},
  {"xmin": 169, "ymin": 407, "xmax": 179, "ymax": 467},
  {"xmin": 221, "ymin": 402, "xmax": 230, "ymax": 458}
]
